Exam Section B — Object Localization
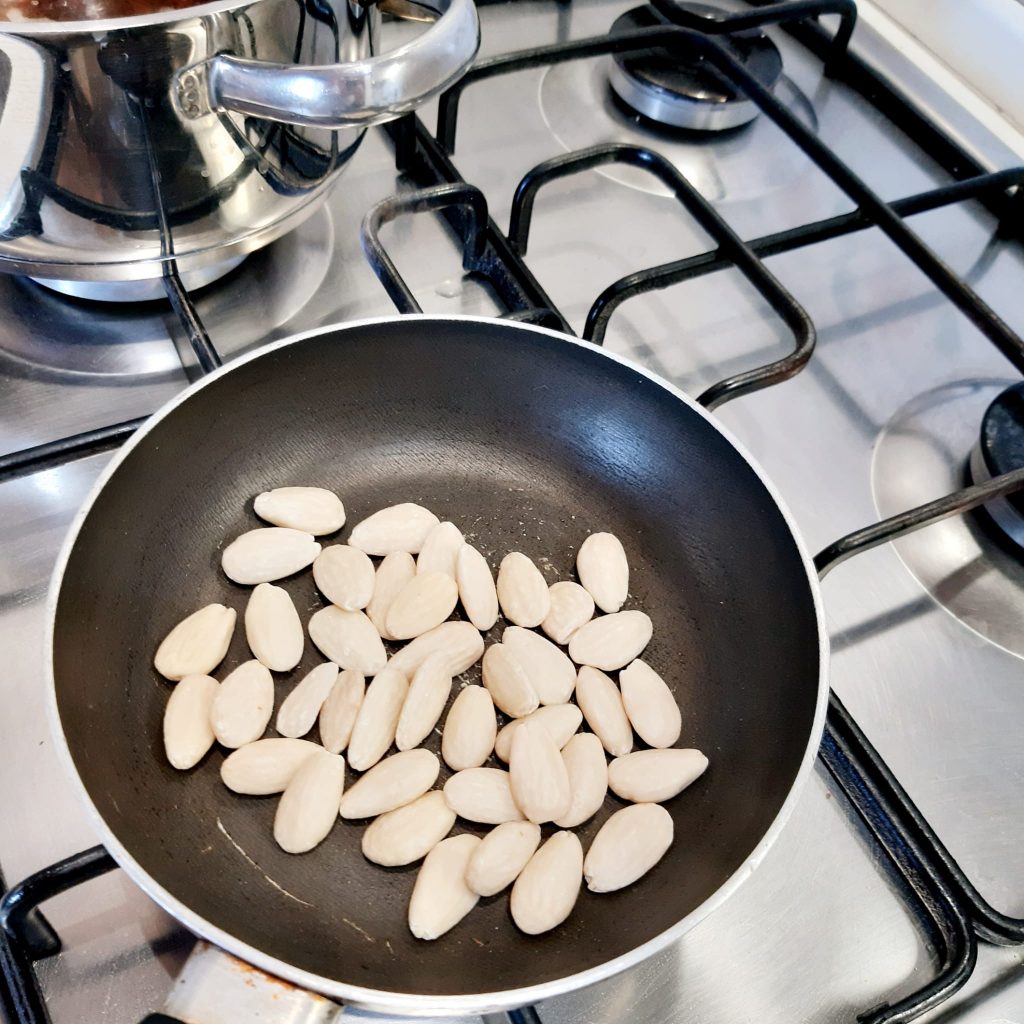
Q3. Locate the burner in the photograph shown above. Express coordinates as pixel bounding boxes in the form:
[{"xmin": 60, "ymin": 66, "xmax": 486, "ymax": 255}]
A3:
[
  {"xmin": 607, "ymin": 4, "xmax": 783, "ymax": 131},
  {"xmin": 969, "ymin": 381, "xmax": 1024, "ymax": 550},
  {"xmin": 29, "ymin": 254, "xmax": 248, "ymax": 304}
]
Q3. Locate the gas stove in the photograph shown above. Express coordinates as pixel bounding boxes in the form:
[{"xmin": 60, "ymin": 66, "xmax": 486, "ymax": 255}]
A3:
[{"xmin": 3, "ymin": 1, "xmax": 1024, "ymax": 1022}]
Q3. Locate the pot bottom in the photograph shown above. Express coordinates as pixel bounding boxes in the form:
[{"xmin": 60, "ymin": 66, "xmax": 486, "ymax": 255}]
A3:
[{"xmin": 30, "ymin": 254, "xmax": 248, "ymax": 303}]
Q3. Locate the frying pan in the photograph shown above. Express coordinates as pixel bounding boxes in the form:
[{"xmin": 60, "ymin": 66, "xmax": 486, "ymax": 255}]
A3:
[{"xmin": 47, "ymin": 315, "xmax": 827, "ymax": 1014}]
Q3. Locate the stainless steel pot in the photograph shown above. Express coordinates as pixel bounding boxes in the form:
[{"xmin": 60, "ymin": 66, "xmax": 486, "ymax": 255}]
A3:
[{"xmin": 0, "ymin": 0, "xmax": 478, "ymax": 294}]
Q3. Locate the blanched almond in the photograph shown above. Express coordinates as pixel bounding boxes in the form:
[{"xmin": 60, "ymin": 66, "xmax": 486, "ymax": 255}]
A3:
[
  {"xmin": 576, "ymin": 532, "xmax": 629, "ymax": 613},
  {"xmin": 509, "ymin": 719, "xmax": 572, "ymax": 824},
  {"xmin": 416, "ymin": 521, "xmax": 464, "ymax": 578},
  {"xmin": 308, "ymin": 606, "xmax": 386, "ymax": 675},
  {"xmin": 366, "ymin": 551, "xmax": 416, "ymax": 641},
  {"xmin": 163, "ymin": 674, "xmax": 218, "ymax": 769},
  {"xmin": 608, "ymin": 749, "xmax": 708, "ymax": 803},
  {"xmin": 386, "ymin": 572, "xmax": 459, "ymax": 640},
  {"xmin": 443, "ymin": 767, "xmax": 523, "ymax": 824},
  {"xmin": 441, "ymin": 685, "xmax": 496, "ymax": 770},
  {"xmin": 408, "ymin": 834, "xmax": 480, "ymax": 940},
  {"xmin": 568, "ymin": 610, "xmax": 652, "ymax": 671},
  {"xmin": 496, "ymin": 552, "xmax": 550, "ymax": 627},
  {"xmin": 339, "ymin": 749, "xmax": 439, "ymax": 819},
  {"xmin": 253, "ymin": 487, "xmax": 345, "ymax": 535},
  {"xmin": 456, "ymin": 543, "xmax": 499, "ymax": 631},
  {"xmin": 575, "ymin": 666, "xmax": 633, "ymax": 756},
  {"xmin": 494, "ymin": 703, "xmax": 582, "ymax": 763},
  {"xmin": 502, "ymin": 626, "xmax": 576, "ymax": 705},
  {"xmin": 318, "ymin": 668, "xmax": 365, "ymax": 754},
  {"xmin": 312, "ymin": 545, "xmax": 375, "ymax": 611},
  {"xmin": 510, "ymin": 831, "xmax": 582, "ymax": 935},
  {"xmin": 541, "ymin": 581, "xmax": 595, "ymax": 646},
  {"xmin": 273, "ymin": 749, "xmax": 345, "ymax": 854},
  {"xmin": 466, "ymin": 821, "xmax": 541, "ymax": 897},
  {"xmin": 221, "ymin": 528, "xmax": 320, "ymax": 585},
  {"xmin": 210, "ymin": 660, "xmax": 274, "ymax": 748},
  {"xmin": 619, "ymin": 659, "xmax": 681, "ymax": 748},
  {"xmin": 584, "ymin": 803, "xmax": 673, "ymax": 892},
  {"xmin": 482, "ymin": 643, "xmax": 539, "ymax": 718},
  {"xmin": 555, "ymin": 733, "xmax": 608, "ymax": 828},
  {"xmin": 388, "ymin": 621, "xmax": 484, "ymax": 678},
  {"xmin": 362, "ymin": 791, "xmax": 455, "ymax": 866},
  {"xmin": 245, "ymin": 583, "xmax": 304, "ymax": 672},
  {"xmin": 154, "ymin": 604, "xmax": 235, "ymax": 681},
  {"xmin": 396, "ymin": 652, "xmax": 452, "ymax": 751},
  {"xmin": 349, "ymin": 503, "xmax": 440, "ymax": 555},
  {"xmin": 346, "ymin": 666, "xmax": 408, "ymax": 771},
  {"xmin": 276, "ymin": 662, "xmax": 339, "ymax": 738},
  {"xmin": 220, "ymin": 738, "xmax": 320, "ymax": 794}
]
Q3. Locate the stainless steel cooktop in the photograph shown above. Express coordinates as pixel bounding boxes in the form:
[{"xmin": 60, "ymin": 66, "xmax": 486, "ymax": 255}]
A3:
[{"xmin": 2, "ymin": 1, "xmax": 1024, "ymax": 1022}]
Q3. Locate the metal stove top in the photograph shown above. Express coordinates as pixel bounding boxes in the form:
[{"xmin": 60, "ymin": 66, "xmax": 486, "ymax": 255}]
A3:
[{"xmin": 2, "ymin": 1, "xmax": 1024, "ymax": 1022}]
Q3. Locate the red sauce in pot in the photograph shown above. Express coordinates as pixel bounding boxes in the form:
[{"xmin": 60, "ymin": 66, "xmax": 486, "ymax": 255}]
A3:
[{"xmin": 0, "ymin": 0, "xmax": 204, "ymax": 20}]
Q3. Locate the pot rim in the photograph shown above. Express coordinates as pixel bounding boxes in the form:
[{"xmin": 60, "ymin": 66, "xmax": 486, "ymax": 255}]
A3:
[{"xmin": 1, "ymin": 0, "xmax": 265, "ymax": 36}]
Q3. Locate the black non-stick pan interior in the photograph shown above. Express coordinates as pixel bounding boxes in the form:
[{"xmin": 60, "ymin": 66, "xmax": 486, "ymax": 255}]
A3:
[{"xmin": 52, "ymin": 318, "xmax": 821, "ymax": 1002}]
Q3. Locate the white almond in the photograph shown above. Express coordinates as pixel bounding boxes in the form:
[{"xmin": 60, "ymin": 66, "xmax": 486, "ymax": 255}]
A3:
[
  {"xmin": 576, "ymin": 532, "xmax": 629, "ymax": 613},
  {"xmin": 349, "ymin": 503, "xmax": 440, "ymax": 556},
  {"xmin": 318, "ymin": 668, "xmax": 365, "ymax": 754},
  {"xmin": 276, "ymin": 662, "xmax": 339, "ymax": 738},
  {"xmin": 154, "ymin": 604, "xmax": 236, "ymax": 681},
  {"xmin": 555, "ymin": 733, "xmax": 608, "ymax": 828},
  {"xmin": 466, "ymin": 821, "xmax": 541, "ymax": 897},
  {"xmin": 346, "ymin": 666, "xmax": 409, "ymax": 771},
  {"xmin": 494, "ymin": 703, "xmax": 582, "ymax": 763},
  {"xmin": 163, "ymin": 674, "xmax": 218, "ymax": 769},
  {"xmin": 510, "ymin": 831, "xmax": 583, "ymax": 935},
  {"xmin": 273, "ymin": 748, "xmax": 345, "ymax": 854},
  {"xmin": 584, "ymin": 803, "xmax": 673, "ymax": 892},
  {"xmin": 496, "ymin": 552, "xmax": 550, "ymax": 627},
  {"xmin": 245, "ymin": 583, "xmax": 304, "ymax": 672},
  {"xmin": 568, "ymin": 610, "xmax": 652, "ymax": 671},
  {"xmin": 509, "ymin": 719, "xmax": 572, "ymax": 824},
  {"xmin": 312, "ymin": 545, "xmax": 376, "ymax": 611},
  {"xmin": 396, "ymin": 652, "xmax": 453, "ymax": 751},
  {"xmin": 221, "ymin": 528, "xmax": 321, "ymax": 585},
  {"xmin": 408, "ymin": 834, "xmax": 480, "ymax": 940},
  {"xmin": 443, "ymin": 767, "xmax": 524, "ymax": 824},
  {"xmin": 362, "ymin": 791, "xmax": 456, "ymax": 867},
  {"xmin": 455, "ymin": 543, "xmax": 499, "ymax": 631},
  {"xmin": 502, "ymin": 626, "xmax": 577, "ymax": 705},
  {"xmin": 220, "ymin": 738, "xmax": 321, "ymax": 794},
  {"xmin": 253, "ymin": 487, "xmax": 345, "ymax": 535},
  {"xmin": 441, "ymin": 685, "xmax": 497, "ymax": 770},
  {"xmin": 482, "ymin": 643, "xmax": 539, "ymax": 718},
  {"xmin": 386, "ymin": 572, "xmax": 459, "ymax": 641},
  {"xmin": 608, "ymin": 749, "xmax": 708, "ymax": 803},
  {"xmin": 575, "ymin": 666, "xmax": 633, "ymax": 757},
  {"xmin": 339, "ymin": 748, "xmax": 439, "ymax": 819},
  {"xmin": 388, "ymin": 621, "xmax": 484, "ymax": 678},
  {"xmin": 541, "ymin": 581, "xmax": 595, "ymax": 646},
  {"xmin": 308, "ymin": 606, "xmax": 387, "ymax": 675},
  {"xmin": 416, "ymin": 521, "xmax": 464, "ymax": 578},
  {"xmin": 366, "ymin": 551, "xmax": 416, "ymax": 640},
  {"xmin": 210, "ymin": 660, "xmax": 274, "ymax": 748},
  {"xmin": 619, "ymin": 659, "xmax": 681, "ymax": 749}
]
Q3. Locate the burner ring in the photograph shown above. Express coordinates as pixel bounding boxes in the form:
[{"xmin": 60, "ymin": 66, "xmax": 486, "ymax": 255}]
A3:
[
  {"xmin": 607, "ymin": 4, "xmax": 783, "ymax": 131},
  {"xmin": 969, "ymin": 381, "xmax": 1024, "ymax": 550}
]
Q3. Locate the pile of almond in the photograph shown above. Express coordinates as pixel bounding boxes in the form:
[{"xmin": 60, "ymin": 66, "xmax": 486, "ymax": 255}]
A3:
[{"xmin": 155, "ymin": 488, "xmax": 708, "ymax": 939}]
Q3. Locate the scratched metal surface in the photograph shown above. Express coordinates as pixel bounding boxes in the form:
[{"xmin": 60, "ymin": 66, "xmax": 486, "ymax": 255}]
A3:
[{"xmin": 1, "ymin": 0, "xmax": 1023, "ymax": 1021}]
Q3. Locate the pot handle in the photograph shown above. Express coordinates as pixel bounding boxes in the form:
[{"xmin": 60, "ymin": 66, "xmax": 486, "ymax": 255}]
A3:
[{"xmin": 175, "ymin": 0, "xmax": 479, "ymax": 128}]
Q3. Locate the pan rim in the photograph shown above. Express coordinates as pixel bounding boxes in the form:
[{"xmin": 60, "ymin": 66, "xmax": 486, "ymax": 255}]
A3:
[{"xmin": 44, "ymin": 313, "xmax": 829, "ymax": 1015}]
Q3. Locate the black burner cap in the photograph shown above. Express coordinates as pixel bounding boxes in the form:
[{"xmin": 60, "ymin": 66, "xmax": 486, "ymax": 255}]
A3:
[
  {"xmin": 609, "ymin": 3, "xmax": 783, "ymax": 129},
  {"xmin": 978, "ymin": 381, "xmax": 1024, "ymax": 515}
]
